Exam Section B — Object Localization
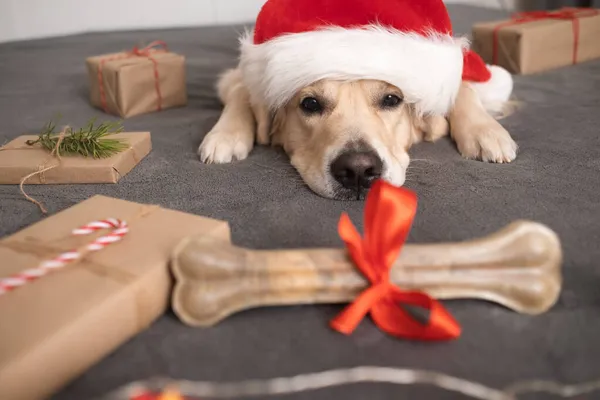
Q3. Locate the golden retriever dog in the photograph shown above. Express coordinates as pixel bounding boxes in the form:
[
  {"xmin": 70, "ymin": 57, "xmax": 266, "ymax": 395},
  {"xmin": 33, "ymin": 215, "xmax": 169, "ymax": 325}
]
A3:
[{"xmin": 197, "ymin": 1, "xmax": 518, "ymax": 200}]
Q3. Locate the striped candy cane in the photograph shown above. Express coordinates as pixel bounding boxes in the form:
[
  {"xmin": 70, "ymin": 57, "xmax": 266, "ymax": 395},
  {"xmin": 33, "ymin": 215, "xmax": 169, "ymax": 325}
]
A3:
[{"xmin": 0, "ymin": 218, "xmax": 129, "ymax": 296}]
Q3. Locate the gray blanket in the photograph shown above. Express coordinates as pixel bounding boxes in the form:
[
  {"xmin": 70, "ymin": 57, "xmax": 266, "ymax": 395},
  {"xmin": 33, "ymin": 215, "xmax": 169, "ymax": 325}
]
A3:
[{"xmin": 1, "ymin": 5, "xmax": 599, "ymax": 399}]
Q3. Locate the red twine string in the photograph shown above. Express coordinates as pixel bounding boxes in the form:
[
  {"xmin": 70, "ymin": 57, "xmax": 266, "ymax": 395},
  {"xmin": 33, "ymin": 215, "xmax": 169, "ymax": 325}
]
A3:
[
  {"xmin": 492, "ymin": 7, "xmax": 599, "ymax": 66},
  {"xmin": 330, "ymin": 180, "xmax": 461, "ymax": 341},
  {"xmin": 98, "ymin": 40, "xmax": 168, "ymax": 113}
]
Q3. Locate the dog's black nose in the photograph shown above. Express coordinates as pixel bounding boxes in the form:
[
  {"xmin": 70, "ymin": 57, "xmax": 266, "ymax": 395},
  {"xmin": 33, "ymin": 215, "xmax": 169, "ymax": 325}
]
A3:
[{"xmin": 330, "ymin": 150, "xmax": 383, "ymax": 190}]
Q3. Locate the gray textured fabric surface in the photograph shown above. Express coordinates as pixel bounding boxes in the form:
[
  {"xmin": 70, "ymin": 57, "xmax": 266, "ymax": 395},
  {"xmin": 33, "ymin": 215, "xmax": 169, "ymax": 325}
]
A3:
[{"xmin": 1, "ymin": 5, "xmax": 599, "ymax": 399}]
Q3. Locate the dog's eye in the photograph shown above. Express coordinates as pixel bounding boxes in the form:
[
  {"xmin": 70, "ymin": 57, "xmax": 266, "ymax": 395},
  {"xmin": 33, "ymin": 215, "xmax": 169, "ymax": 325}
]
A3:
[
  {"xmin": 380, "ymin": 94, "xmax": 403, "ymax": 109},
  {"xmin": 300, "ymin": 97, "xmax": 323, "ymax": 114}
]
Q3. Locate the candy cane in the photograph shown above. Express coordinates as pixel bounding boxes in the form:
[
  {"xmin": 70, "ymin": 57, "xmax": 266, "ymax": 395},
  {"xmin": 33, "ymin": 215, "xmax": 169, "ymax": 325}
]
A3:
[{"xmin": 0, "ymin": 218, "xmax": 129, "ymax": 296}]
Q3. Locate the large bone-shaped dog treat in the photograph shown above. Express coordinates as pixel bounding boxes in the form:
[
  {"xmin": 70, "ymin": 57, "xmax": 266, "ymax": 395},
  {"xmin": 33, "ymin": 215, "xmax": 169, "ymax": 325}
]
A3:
[{"xmin": 171, "ymin": 220, "xmax": 562, "ymax": 327}]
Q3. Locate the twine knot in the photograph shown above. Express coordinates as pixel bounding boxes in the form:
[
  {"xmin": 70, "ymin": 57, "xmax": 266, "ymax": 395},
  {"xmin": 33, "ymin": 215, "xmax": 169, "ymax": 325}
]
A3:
[{"xmin": 19, "ymin": 128, "xmax": 69, "ymax": 214}]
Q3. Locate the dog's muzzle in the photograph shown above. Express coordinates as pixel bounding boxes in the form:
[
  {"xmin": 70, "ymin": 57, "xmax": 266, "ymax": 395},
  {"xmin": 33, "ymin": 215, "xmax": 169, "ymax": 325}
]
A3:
[{"xmin": 330, "ymin": 147, "xmax": 383, "ymax": 199}]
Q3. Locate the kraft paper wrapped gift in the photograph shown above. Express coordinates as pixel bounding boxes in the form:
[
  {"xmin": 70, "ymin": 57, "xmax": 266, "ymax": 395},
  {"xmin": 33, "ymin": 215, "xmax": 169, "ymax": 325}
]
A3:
[
  {"xmin": 471, "ymin": 8, "xmax": 600, "ymax": 75},
  {"xmin": 86, "ymin": 42, "xmax": 187, "ymax": 118},
  {"xmin": 0, "ymin": 195, "xmax": 231, "ymax": 400},
  {"xmin": 0, "ymin": 132, "xmax": 151, "ymax": 184}
]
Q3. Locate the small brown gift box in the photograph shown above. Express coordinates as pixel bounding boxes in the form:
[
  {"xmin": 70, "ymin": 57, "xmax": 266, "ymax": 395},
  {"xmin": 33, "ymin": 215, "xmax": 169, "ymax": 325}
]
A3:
[
  {"xmin": 0, "ymin": 132, "xmax": 151, "ymax": 184},
  {"xmin": 0, "ymin": 195, "xmax": 231, "ymax": 400},
  {"xmin": 471, "ymin": 8, "xmax": 600, "ymax": 75},
  {"xmin": 86, "ymin": 41, "xmax": 187, "ymax": 118}
]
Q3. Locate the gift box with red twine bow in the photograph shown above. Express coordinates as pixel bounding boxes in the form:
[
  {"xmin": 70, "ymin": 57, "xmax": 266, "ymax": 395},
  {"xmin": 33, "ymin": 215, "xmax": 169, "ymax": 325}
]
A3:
[
  {"xmin": 471, "ymin": 7, "xmax": 600, "ymax": 75},
  {"xmin": 86, "ymin": 41, "xmax": 187, "ymax": 118}
]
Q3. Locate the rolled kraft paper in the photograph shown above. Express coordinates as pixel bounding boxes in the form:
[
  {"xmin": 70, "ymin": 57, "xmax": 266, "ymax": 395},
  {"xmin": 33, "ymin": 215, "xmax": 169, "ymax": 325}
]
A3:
[{"xmin": 170, "ymin": 220, "xmax": 563, "ymax": 327}]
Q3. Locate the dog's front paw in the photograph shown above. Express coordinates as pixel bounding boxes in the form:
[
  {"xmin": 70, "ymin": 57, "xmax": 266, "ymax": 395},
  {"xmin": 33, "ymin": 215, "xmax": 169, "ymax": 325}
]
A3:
[
  {"xmin": 198, "ymin": 129, "xmax": 253, "ymax": 164},
  {"xmin": 456, "ymin": 124, "xmax": 517, "ymax": 164}
]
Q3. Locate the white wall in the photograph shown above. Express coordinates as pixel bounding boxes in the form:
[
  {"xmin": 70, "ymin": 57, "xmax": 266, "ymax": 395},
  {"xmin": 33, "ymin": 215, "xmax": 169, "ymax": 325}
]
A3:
[
  {"xmin": 0, "ymin": 0, "xmax": 267, "ymax": 43},
  {"xmin": 0, "ymin": 0, "xmax": 513, "ymax": 44}
]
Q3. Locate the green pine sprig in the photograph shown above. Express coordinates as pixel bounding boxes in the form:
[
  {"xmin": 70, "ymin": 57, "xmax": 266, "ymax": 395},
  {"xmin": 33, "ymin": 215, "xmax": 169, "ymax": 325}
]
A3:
[{"xmin": 26, "ymin": 118, "xmax": 128, "ymax": 159}]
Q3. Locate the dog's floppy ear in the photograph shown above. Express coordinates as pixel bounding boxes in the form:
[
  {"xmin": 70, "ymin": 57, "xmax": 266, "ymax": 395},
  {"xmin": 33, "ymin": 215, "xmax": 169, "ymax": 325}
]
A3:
[
  {"xmin": 409, "ymin": 105, "xmax": 449, "ymax": 144},
  {"xmin": 251, "ymin": 100, "xmax": 272, "ymax": 145},
  {"xmin": 420, "ymin": 114, "xmax": 450, "ymax": 142},
  {"xmin": 216, "ymin": 68, "xmax": 243, "ymax": 104},
  {"xmin": 268, "ymin": 106, "xmax": 289, "ymax": 147}
]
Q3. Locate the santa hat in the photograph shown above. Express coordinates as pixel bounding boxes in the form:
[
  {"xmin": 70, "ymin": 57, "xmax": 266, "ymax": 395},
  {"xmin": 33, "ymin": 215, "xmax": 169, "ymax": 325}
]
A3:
[{"xmin": 239, "ymin": 0, "xmax": 513, "ymax": 116}]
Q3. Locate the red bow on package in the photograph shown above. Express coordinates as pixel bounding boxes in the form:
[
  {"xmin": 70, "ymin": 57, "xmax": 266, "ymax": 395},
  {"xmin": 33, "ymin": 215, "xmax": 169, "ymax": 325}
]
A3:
[
  {"xmin": 330, "ymin": 180, "xmax": 461, "ymax": 341},
  {"xmin": 493, "ymin": 7, "xmax": 599, "ymax": 66}
]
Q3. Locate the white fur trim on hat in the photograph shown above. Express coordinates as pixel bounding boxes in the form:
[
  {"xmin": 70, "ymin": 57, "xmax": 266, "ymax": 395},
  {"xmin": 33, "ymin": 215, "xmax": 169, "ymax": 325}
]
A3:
[
  {"xmin": 239, "ymin": 25, "xmax": 469, "ymax": 116},
  {"xmin": 470, "ymin": 65, "xmax": 514, "ymax": 113}
]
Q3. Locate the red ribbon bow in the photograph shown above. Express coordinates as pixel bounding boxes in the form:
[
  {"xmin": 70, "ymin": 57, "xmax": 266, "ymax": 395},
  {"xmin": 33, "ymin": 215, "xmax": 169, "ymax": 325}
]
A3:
[
  {"xmin": 98, "ymin": 40, "xmax": 169, "ymax": 114},
  {"xmin": 330, "ymin": 180, "xmax": 461, "ymax": 341},
  {"xmin": 493, "ymin": 7, "xmax": 599, "ymax": 66}
]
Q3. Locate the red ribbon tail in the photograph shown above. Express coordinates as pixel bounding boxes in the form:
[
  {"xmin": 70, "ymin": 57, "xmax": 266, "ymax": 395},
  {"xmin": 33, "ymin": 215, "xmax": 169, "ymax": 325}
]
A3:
[
  {"xmin": 371, "ymin": 288, "xmax": 461, "ymax": 341},
  {"xmin": 329, "ymin": 307, "xmax": 364, "ymax": 336},
  {"xmin": 330, "ymin": 284, "xmax": 388, "ymax": 335}
]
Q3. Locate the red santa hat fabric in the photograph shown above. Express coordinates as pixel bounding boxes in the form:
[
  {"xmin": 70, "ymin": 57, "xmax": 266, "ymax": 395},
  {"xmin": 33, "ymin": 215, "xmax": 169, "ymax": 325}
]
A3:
[{"xmin": 238, "ymin": 0, "xmax": 513, "ymax": 115}]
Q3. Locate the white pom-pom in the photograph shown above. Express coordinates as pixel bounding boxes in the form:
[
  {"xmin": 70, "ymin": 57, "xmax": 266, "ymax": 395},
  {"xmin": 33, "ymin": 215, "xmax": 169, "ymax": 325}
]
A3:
[{"xmin": 470, "ymin": 65, "xmax": 514, "ymax": 113}]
